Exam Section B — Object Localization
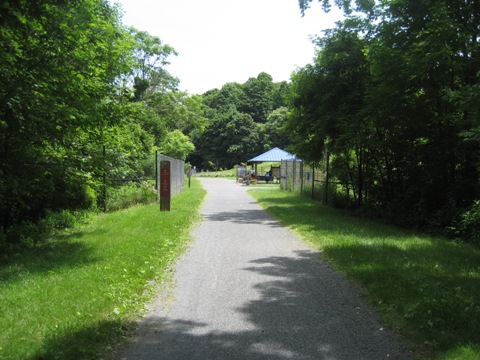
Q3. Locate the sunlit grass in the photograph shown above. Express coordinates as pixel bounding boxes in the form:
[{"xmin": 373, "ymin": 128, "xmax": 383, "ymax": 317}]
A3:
[
  {"xmin": 194, "ymin": 168, "xmax": 236, "ymax": 178},
  {"xmin": 194, "ymin": 163, "xmax": 278, "ymax": 179},
  {"xmin": 249, "ymin": 188, "xmax": 480, "ymax": 360},
  {"xmin": 0, "ymin": 178, "xmax": 205, "ymax": 360}
]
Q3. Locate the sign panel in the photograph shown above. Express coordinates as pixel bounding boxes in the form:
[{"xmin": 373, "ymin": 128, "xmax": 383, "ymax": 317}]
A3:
[{"xmin": 160, "ymin": 160, "xmax": 171, "ymax": 211}]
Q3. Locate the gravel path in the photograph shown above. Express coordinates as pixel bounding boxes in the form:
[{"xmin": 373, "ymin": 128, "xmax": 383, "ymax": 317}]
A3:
[{"xmin": 117, "ymin": 178, "xmax": 412, "ymax": 360}]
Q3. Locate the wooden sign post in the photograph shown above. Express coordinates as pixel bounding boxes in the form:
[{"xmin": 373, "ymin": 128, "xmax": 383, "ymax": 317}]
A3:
[{"xmin": 160, "ymin": 160, "xmax": 171, "ymax": 211}]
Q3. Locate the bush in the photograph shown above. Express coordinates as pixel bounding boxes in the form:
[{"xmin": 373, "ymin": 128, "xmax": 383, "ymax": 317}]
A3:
[
  {"xmin": 1, "ymin": 182, "xmax": 156, "ymax": 252},
  {"xmin": 0, "ymin": 209, "xmax": 92, "ymax": 253},
  {"xmin": 40, "ymin": 209, "xmax": 89, "ymax": 230},
  {"xmin": 451, "ymin": 200, "xmax": 480, "ymax": 245},
  {"xmin": 106, "ymin": 182, "xmax": 157, "ymax": 212}
]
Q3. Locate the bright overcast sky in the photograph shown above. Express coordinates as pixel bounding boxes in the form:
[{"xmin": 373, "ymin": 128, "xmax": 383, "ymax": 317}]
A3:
[{"xmin": 113, "ymin": 0, "xmax": 344, "ymax": 95}]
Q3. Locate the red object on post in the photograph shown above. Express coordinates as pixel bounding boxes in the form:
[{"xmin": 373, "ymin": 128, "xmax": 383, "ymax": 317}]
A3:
[{"xmin": 160, "ymin": 160, "xmax": 171, "ymax": 211}]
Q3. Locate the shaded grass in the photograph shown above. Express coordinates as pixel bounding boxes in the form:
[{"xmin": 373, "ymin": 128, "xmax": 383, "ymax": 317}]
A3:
[
  {"xmin": 0, "ymin": 178, "xmax": 205, "ymax": 360},
  {"xmin": 249, "ymin": 188, "xmax": 480, "ymax": 360}
]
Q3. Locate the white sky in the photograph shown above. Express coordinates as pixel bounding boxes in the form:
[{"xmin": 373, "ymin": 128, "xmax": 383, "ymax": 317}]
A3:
[{"xmin": 113, "ymin": 0, "xmax": 344, "ymax": 95}]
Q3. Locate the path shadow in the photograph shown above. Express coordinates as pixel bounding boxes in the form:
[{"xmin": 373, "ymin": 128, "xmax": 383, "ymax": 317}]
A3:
[
  {"xmin": 118, "ymin": 251, "xmax": 413, "ymax": 360},
  {"xmin": 202, "ymin": 209, "xmax": 283, "ymax": 227},
  {"xmin": 324, "ymin": 242, "xmax": 480, "ymax": 350},
  {"xmin": 254, "ymin": 193, "xmax": 480, "ymax": 354}
]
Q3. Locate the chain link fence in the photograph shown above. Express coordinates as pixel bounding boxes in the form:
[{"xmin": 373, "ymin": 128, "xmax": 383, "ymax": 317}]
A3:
[
  {"xmin": 156, "ymin": 153, "xmax": 185, "ymax": 196},
  {"xmin": 281, "ymin": 158, "xmax": 330, "ymax": 203}
]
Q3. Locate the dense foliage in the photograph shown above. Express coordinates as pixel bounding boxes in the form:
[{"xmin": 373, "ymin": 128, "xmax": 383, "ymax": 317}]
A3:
[
  {"xmin": 1, "ymin": 0, "xmax": 126, "ymax": 238},
  {"xmin": 0, "ymin": 0, "xmax": 202, "ymax": 248},
  {"xmin": 191, "ymin": 72, "xmax": 292, "ymax": 170},
  {"xmin": 289, "ymin": 0, "xmax": 480, "ymax": 238},
  {"xmin": 0, "ymin": 0, "xmax": 289, "ymax": 249},
  {"xmin": 3, "ymin": 0, "xmax": 478, "ymax": 247}
]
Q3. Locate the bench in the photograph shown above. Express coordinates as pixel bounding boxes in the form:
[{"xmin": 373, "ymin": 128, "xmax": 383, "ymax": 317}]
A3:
[{"xmin": 256, "ymin": 175, "xmax": 275, "ymax": 183}]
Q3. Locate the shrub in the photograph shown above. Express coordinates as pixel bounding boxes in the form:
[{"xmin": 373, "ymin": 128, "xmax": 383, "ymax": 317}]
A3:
[
  {"xmin": 0, "ymin": 209, "xmax": 92, "ymax": 253},
  {"xmin": 40, "ymin": 209, "xmax": 90, "ymax": 230},
  {"xmin": 106, "ymin": 182, "xmax": 156, "ymax": 212},
  {"xmin": 451, "ymin": 200, "xmax": 480, "ymax": 245}
]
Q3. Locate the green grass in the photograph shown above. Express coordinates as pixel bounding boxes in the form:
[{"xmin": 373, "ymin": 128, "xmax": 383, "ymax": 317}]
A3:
[
  {"xmin": 106, "ymin": 181, "xmax": 157, "ymax": 212},
  {"xmin": 249, "ymin": 188, "xmax": 480, "ymax": 360},
  {"xmin": 194, "ymin": 163, "xmax": 279, "ymax": 180},
  {"xmin": 194, "ymin": 168, "xmax": 236, "ymax": 178},
  {"xmin": 0, "ymin": 178, "xmax": 205, "ymax": 360}
]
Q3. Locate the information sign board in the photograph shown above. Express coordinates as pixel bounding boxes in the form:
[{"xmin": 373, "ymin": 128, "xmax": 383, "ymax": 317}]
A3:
[{"xmin": 160, "ymin": 160, "xmax": 171, "ymax": 211}]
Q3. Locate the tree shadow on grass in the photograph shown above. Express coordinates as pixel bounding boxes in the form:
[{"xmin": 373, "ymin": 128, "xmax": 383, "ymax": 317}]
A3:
[
  {"xmin": 256, "ymin": 195, "xmax": 424, "ymax": 241},
  {"xmin": 323, "ymin": 242, "xmax": 480, "ymax": 355},
  {"xmin": 25, "ymin": 318, "xmax": 134, "ymax": 360},
  {"xmin": 0, "ymin": 228, "xmax": 104, "ymax": 283},
  {"xmin": 252, "ymin": 192, "xmax": 480, "ymax": 356},
  {"xmin": 116, "ymin": 251, "xmax": 413, "ymax": 360}
]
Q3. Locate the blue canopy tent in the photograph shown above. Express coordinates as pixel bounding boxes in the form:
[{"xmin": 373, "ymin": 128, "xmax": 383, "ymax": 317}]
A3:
[
  {"xmin": 247, "ymin": 147, "xmax": 296, "ymax": 163},
  {"xmin": 246, "ymin": 147, "xmax": 299, "ymax": 182}
]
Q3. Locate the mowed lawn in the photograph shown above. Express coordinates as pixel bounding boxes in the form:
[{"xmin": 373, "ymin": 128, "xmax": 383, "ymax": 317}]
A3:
[
  {"xmin": 0, "ymin": 179, "xmax": 205, "ymax": 360},
  {"xmin": 2, "ymin": 180, "xmax": 479, "ymax": 360},
  {"xmin": 249, "ymin": 188, "xmax": 480, "ymax": 360}
]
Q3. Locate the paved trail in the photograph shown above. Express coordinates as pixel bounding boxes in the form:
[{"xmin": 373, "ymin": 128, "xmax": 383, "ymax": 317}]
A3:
[{"xmin": 117, "ymin": 178, "xmax": 412, "ymax": 360}]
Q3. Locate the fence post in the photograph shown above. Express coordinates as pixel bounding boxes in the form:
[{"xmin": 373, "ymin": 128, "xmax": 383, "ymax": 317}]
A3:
[
  {"xmin": 292, "ymin": 158, "xmax": 296, "ymax": 192},
  {"xmin": 311, "ymin": 162, "xmax": 315, "ymax": 200},
  {"xmin": 188, "ymin": 165, "xmax": 191, "ymax": 188},
  {"xmin": 155, "ymin": 150, "xmax": 159, "ymax": 190},
  {"xmin": 323, "ymin": 152, "xmax": 330, "ymax": 205},
  {"xmin": 300, "ymin": 160, "xmax": 304, "ymax": 193}
]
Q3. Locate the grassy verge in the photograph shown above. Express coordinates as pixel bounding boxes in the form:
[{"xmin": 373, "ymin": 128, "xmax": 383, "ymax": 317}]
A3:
[
  {"xmin": 249, "ymin": 188, "xmax": 480, "ymax": 360},
  {"xmin": 193, "ymin": 163, "xmax": 279, "ymax": 180},
  {"xmin": 194, "ymin": 169, "xmax": 236, "ymax": 178},
  {"xmin": 0, "ymin": 178, "xmax": 205, "ymax": 360}
]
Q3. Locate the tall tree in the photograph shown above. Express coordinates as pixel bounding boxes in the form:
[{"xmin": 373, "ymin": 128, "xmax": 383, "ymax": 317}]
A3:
[
  {"xmin": 0, "ymin": 0, "xmax": 135, "ymax": 230},
  {"xmin": 202, "ymin": 83, "xmax": 247, "ymax": 111},
  {"xmin": 159, "ymin": 130, "xmax": 195, "ymax": 160},
  {"xmin": 263, "ymin": 107, "xmax": 291, "ymax": 150},
  {"xmin": 198, "ymin": 107, "xmax": 261, "ymax": 169},
  {"xmin": 287, "ymin": 27, "xmax": 371, "ymax": 206},
  {"xmin": 366, "ymin": 0, "xmax": 480, "ymax": 223},
  {"xmin": 129, "ymin": 28, "xmax": 178, "ymax": 101},
  {"xmin": 292, "ymin": 0, "xmax": 480, "ymax": 229},
  {"xmin": 242, "ymin": 72, "xmax": 276, "ymax": 123},
  {"xmin": 298, "ymin": 0, "xmax": 376, "ymax": 16}
]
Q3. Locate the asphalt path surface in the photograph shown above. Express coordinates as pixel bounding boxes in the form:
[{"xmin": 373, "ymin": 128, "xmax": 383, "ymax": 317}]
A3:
[{"xmin": 117, "ymin": 178, "xmax": 412, "ymax": 360}]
